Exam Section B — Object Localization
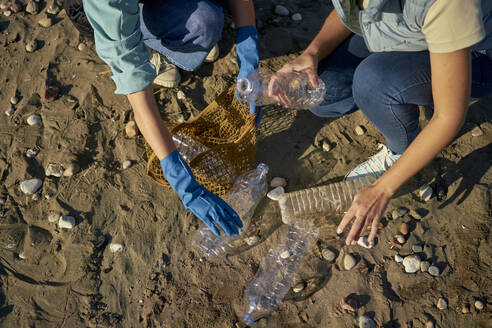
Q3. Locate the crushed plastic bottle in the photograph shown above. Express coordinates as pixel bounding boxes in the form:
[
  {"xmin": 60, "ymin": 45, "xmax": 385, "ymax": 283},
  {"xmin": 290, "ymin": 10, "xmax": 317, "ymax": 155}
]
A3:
[
  {"xmin": 236, "ymin": 70, "xmax": 326, "ymax": 109},
  {"xmin": 192, "ymin": 164, "xmax": 269, "ymax": 258},
  {"xmin": 172, "ymin": 132, "xmax": 208, "ymax": 162},
  {"xmin": 278, "ymin": 176, "xmax": 375, "ymax": 225},
  {"xmin": 242, "ymin": 221, "xmax": 318, "ymax": 326}
]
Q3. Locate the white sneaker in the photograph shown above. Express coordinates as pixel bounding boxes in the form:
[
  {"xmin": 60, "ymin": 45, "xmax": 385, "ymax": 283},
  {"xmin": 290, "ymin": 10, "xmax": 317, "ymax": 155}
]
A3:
[
  {"xmin": 204, "ymin": 44, "xmax": 219, "ymax": 63},
  {"xmin": 150, "ymin": 53, "xmax": 181, "ymax": 88},
  {"xmin": 346, "ymin": 144, "xmax": 401, "ymax": 180}
]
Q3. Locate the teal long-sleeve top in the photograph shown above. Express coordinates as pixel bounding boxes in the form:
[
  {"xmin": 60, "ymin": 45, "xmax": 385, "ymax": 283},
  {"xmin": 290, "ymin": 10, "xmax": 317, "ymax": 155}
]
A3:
[{"xmin": 83, "ymin": 0, "xmax": 156, "ymax": 95}]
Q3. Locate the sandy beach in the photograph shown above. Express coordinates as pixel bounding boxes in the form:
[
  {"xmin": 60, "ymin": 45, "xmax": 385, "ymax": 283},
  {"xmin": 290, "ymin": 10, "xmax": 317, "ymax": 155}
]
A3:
[{"xmin": 0, "ymin": 1, "xmax": 491, "ymax": 327}]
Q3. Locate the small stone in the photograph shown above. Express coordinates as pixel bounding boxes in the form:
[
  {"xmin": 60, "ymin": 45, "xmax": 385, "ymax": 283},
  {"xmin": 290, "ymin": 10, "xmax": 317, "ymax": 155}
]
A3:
[
  {"xmin": 122, "ymin": 160, "xmax": 132, "ymax": 170},
  {"xmin": 125, "ymin": 120, "xmax": 138, "ymax": 138},
  {"xmin": 20, "ymin": 178, "xmax": 42, "ymax": 194},
  {"xmin": 280, "ymin": 250, "xmax": 290, "ymax": 259},
  {"xmin": 420, "ymin": 261, "xmax": 430, "ymax": 272},
  {"xmin": 437, "ymin": 297, "xmax": 447, "ymax": 310},
  {"xmin": 31, "ymin": 193, "xmax": 40, "ymax": 201},
  {"xmin": 58, "ymin": 215, "xmax": 75, "ymax": 229},
  {"xmin": 44, "ymin": 86, "xmax": 60, "ymax": 102},
  {"xmin": 274, "ymin": 4, "xmax": 289, "ymax": 16},
  {"xmin": 0, "ymin": 2, "xmax": 10, "ymax": 10},
  {"xmin": 340, "ymin": 296, "xmax": 358, "ymax": 312},
  {"xmin": 395, "ymin": 234, "xmax": 405, "ymax": 244},
  {"xmin": 402, "ymin": 255, "xmax": 420, "ymax": 273},
  {"xmin": 396, "ymin": 206, "xmax": 409, "ymax": 216},
  {"xmin": 474, "ymin": 300, "xmax": 484, "ymax": 310},
  {"xmin": 25, "ymin": 0, "xmax": 38, "ymax": 14},
  {"xmin": 399, "ymin": 222, "xmax": 409, "ymax": 236},
  {"xmin": 358, "ymin": 315, "xmax": 376, "ymax": 328},
  {"xmin": 354, "ymin": 125, "xmax": 366, "ymax": 136},
  {"xmin": 26, "ymin": 148, "xmax": 38, "ymax": 158},
  {"xmin": 27, "ymin": 114, "xmax": 42, "ymax": 126},
  {"xmin": 46, "ymin": 3, "xmax": 59, "ymax": 14},
  {"xmin": 0, "ymin": 197, "xmax": 5, "ymax": 205},
  {"xmin": 3, "ymin": 9, "xmax": 11, "ymax": 16},
  {"xmin": 410, "ymin": 208, "xmax": 425, "ymax": 220},
  {"xmin": 270, "ymin": 177, "xmax": 287, "ymax": 188},
  {"xmin": 176, "ymin": 90, "xmax": 186, "ymax": 100},
  {"xmin": 321, "ymin": 248, "xmax": 336, "ymax": 262},
  {"xmin": 38, "ymin": 17, "xmax": 52, "ymax": 28},
  {"xmin": 48, "ymin": 212, "xmax": 60, "ymax": 223},
  {"xmin": 63, "ymin": 163, "xmax": 80, "ymax": 177},
  {"xmin": 419, "ymin": 184, "xmax": 433, "ymax": 202},
  {"xmin": 25, "ymin": 39, "xmax": 37, "ymax": 53},
  {"xmin": 291, "ymin": 13, "xmax": 302, "ymax": 21},
  {"xmin": 412, "ymin": 244, "xmax": 423, "ymax": 253},
  {"xmin": 44, "ymin": 191, "xmax": 53, "ymax": 199},
  {"xmin": 10, "ymin": 96, "xmax": 18, "ymax": 105},
  {"xmin": 77, "ymin": 42, "xmax": 86, "ymax": 51},
  {"xmin": 357, "ymin": 236, "xmax": 374, "ymax": 249},
  {"xmin": 18, "ymin": 252, "xmax": 26, "ymax": 259},
  {"xmin": 10, "ymin": 1, "xmax": 21, "ymax": 12},
  {"xmin": 471, "ymin": 125, "xmax": 484, "ymax": 137},
  {"xmin": 245, "ymin": 235, "xmax": 259, "ymax": 246},
  {"xmin": 267, "ymin": 186, "xmax": 284, "ymax": 201},
  {"xmin": 45, "ymin": 163, "xmax": 64, "ymax": 177},
  {"xmin": 5, "ymin": 107, "xmax": 14, "ymax": 116},
  {"xmin": 343, "ymin": 253, "xmax": 356, "ymax": 270},
  {"xmin": 321, "ymin": 139, "xmax": 333, "ymax": 152},
  {"xmin": 394, "ymin": 254, "xmax": 403, "ymax": 263},
  {"xmin": 426, "ymin": 321, "xmax": 435, "ymax": 328},
  {"xmin": 109, "ymin": 243, "xmax": 125, "ymax": 253},
  {"xmin": 428, "ymin": 265, "xmax": 440, "ymax": 277},
  {"xmin": 292, "ymin": 282, "xmax": 305, "ymax": 293},
  {"xmin": 461, "ymin": 303, "xmax": 470, "ymax": 314}
]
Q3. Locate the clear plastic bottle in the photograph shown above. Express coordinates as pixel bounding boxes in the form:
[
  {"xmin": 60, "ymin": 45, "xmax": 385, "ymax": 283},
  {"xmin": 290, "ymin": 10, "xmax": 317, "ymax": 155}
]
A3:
[
  {"xmin": 192, "ymin": 164, "xmax": 269, "ymax": 258},
  {"xmin": 236, "ymin": 70, "xmax": 326, "ymax": 109},
  {"xmin": 278, "ymin": 176, "xmax": 376, "ymax": 225},
  {"xmin": 172, "ymin": 132, "xmax": 208, "ymax": 162},
  {"xmin": 241, "ymin": 221, "xmax": 318, "ymax": 326}
]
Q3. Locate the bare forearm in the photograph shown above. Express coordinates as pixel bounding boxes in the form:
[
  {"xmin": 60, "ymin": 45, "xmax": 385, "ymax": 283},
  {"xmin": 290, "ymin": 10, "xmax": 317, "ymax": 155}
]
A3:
[
  {"xmin": 304, "ymin": 9, "xmax": 352, "ymax": 60},
  {"xmin": 127, "ymin": 85, "xmax": 176, "ymax": 161},
  {"xmin": 229, "ymin": 0, "xmax": 255, "ymax": 27}
]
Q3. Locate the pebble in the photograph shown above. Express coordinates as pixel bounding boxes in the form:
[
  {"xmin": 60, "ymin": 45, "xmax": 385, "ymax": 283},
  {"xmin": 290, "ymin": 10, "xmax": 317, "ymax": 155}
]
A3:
[
  {"xmin": 419, "ymin": 184, "xmax": 433, "ymax": 202},
  {"xmin": 461, "ymin": 303, "xmax": 470, "ymax": 314},
  {"xmin": 44, "ymin": 86, "xmax": 60, "ymax": 102},
  {"xmin": 358, "ymin": 315, "xmax": 376, "ymax": 328},
  {"xmin": 343, "ymin": 253, "xmax": 356, "ymax": 270},
  {"xmin": 0, "ymin": 2, "xmax": 9, "ymax": 10},
  {"xmin": 109, "ymin": 243, "xmax": 125, "ymax": 253},
  {"xmin": 426, "ymin": 321, "xmax": 435, "ymax": 328},
  {"xmin": 31, "ymin": 193, "xmax": 40, "ymax": 201},
  {"xmin": 26, "ymin": 148, "xmax": 38, "ymax": 158},
  {"xmin": 354, "ymin": 125, "xmax": 366, "ymax": 136},
  {"xmin": 274, "ymin": 4, "xmax": 289, "ymax": 16},
  {"xmin": 46, "ymin": 3, "xmax": 59, "ymax": 14},
  {"xmin": 77, "ymin": 42, "xmax": 86, "ymax": 51},
  {"xmin": 5, "ymin": 107, "xmax": 14, "ymax": 116},
  {"xmin": 291, "ymin": 13, "xmax": 302, "ymax": 21},
  {"xmin": 395, "ymin": 234, "xmax": 405, "ymax": 244},
  {"xmin": 3, "ymin": 9, "xmax": 11, "ymax": 16},
  {"xmin": 321, "ymin": 248, "xmax": 336, "ymax": 262},
  {"xmin": 63, "ymin": 163, "xmax": 80, "ymax": 177},
  {"xmin": 321, "ymin": 139, "xmax": 333, "ymax": 152},
  {"xmin": 412, "ymin": 244, "xmax": 423, "ymax": 253},
  {"xmin": 267, "ymin": 186, "xmax": 284, "ymax": 201},
  {"xmin": 270, "ymin": 177, "xmax": 287, "ymax": 188},
  {"xmin": 292, "ymin": 282, "xmax": 305, "ymax": 293},
  {"xmin": 474, "ymin": 300, "xmax": 484, "ymax": 310},
  {"xmin": 420, "ymin": 261, "xmax": 430, "ymax": 272},
  {"xmin": 10, "ymin": 96, "xmax": 18, "ymax": 105},
  {"xmin": 45, "ymin": 163, "xmax": 64, "ymax": 177},
  {"xmin": 125, "ymin": 120, "xmax": 139, "ymax": 138},
  {"xmin": 176, "ymin": 90, "xmax": 186, "ymax": 100},
  {"xmin": 58, "ymin": 215, "xmax": 75, "ymax": 229},
  {"xmin": 27, "ymin": 114, "xmax": 42, "ymax": 126},
  {"xmin": 122, "ymin": 160, "xmax": 132, "ymax": 170},
  {"xmin": 0, "ymin": 197, "xmax": 5, "ymax": 205},
  {"xmin": 437, "ymin": 297, "xmax": 447, "ymax": 310},
  {"xmin": 357, "ymin": 236, "xmax": 374, "ymax": 249},
  {"xmin": 38, "ymin": 17, "xmax": 52, "ymax": 28},
  {"xmin": 48, "ymin": 212, "xmax": 60, "ymax": 223},
  {"xmin": 471, "ymin": 125, "xmax": 484, "ymax": 137},
  {"xmin": 402, "ymin": 255, "xmax": 421, "ymax": 273},
  {"xmin": 25, "ymin": 39, "xmax": 37, "ymax": 53},
  {"xmin": 10, "ymin": 1, "xmax": 21, "ymax": 12},
  {"xmin": 25, "ymin": 0, "xmax": 38, "ymax": 14},
  {"xmin": 428, "ymin": 265, "xmax": 440, "ymax": 277},
  {"xmin": 20, "ymin": 178, "xmax": 42, "ymax": 194},
  {"xmin": 245, "ymin": 235, "xmax": 259, "ymax": 246},
  {"xmin": 394, "ymin": 254, "xmax": 403, "ymax": 263},
  {"xmin": 340, "ymin": 296, "xmax": 357, "ymax": 312},
  {"xmin": 18, "ymin": 252, "xmax": 26, "ymax": 259},
  {"xmin": 280, "ymin": 250, "xmax": 290, "ymax": 259},
  {"xmin": 399, "ymin": 222, "xmax": 409, "ymax": 236}
]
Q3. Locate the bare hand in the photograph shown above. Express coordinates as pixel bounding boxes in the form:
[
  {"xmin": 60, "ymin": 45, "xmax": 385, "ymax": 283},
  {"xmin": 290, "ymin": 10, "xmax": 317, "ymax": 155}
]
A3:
[{"xmin": 336, "ymin": 184, "xmax": 393, "ymax": 245}]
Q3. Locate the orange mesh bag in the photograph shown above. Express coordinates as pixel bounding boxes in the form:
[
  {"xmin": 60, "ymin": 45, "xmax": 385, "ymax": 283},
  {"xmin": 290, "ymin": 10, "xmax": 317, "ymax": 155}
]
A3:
[{"xmin": 145, "ymin": 86, "xmax": 257, "ymax": 196}]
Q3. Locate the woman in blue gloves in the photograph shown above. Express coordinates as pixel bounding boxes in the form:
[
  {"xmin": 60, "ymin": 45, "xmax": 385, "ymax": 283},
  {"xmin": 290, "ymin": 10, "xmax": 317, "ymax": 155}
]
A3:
[{"xmin": 67, "ymin": 0, "xmax": 260, "ymax": 236}]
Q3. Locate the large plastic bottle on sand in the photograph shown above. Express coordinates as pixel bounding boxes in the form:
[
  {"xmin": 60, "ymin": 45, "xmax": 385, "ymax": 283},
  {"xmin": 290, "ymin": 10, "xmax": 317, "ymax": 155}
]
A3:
[
  {"xmin": 236, "ymin": 70, "xmax": 326, "ymax": 109},
  {"xmin": 278, "ymin": 176, "xmax": 376, "ymax": 225},
  {"xmin": 192, "ymin": 164, "xmax": 269, "ymax": 259}
]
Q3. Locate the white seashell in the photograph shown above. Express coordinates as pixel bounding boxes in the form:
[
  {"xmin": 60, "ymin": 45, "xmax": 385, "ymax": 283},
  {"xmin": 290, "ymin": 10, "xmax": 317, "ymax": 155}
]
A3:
[
  {"xmin": 292, "ymin": 282, "xmax": 305, "ymax": 293},
  {"xmin": 394, "ymin": 254, "xmax": 403, "ymax": 263},
  {"xmin": 270, "ymin": 177, "xmax": 287, "ymax": 188},
  {"xmin": 27, "ymin": 114, "xmax": 42, "ymax": 126},
  {"xmin": 109, "ymin": 243, "xmax": 125, "ymax": 253},
  {"xmin": 280, "ymin": 250, "xmax": 290, "ymax": 259},
  {"xmin": 357, "ymin": 236, "xmax": 375, "ymax": 249},
  {"xmin": 471, "ymin": 125, "xmax": 483, "ymax": 137},
  {"xmin": 395, "ymin": 234, "xmax": 405, "ymax": 244},
  {"xmin": 31, "ymin": 193, "xmax": 40, "ymax": 201},
  {"xmin": 38, "ymin": 17, "xmax": 52, "ymax": 28},
  {"xmin": 45, "ymin": 163, "xmax": 64, "ymax": 177},
  {"xmin": 474, "ymin": 300, "xmax": 484, "ymax": 310},
  {"xmin": 267, "ymin": 186, "xmax": 284, "ymax": 200},
  {"xmin": 343, "ymin": 253, "xmax": 356, "ymax": 270},
  {"xmin": 18, "ymin": 252, "xmax": 27, "ymax": 259},
  {"xmin": 20, "ymin": 178, "xmax": 42, "ymax": 194},
  {"xmin": 10, "ymin": 96, "xmax": 18, "ymax": 105},
  {"xmin": 245, "ymin": 235, "xmax": 259, "ymax": 246},
  {"xmin": 274, "ymin": 5, "xmax": 289, "ymax": 16},
  {"xmin": 5, "ymin": 107, "xmax": 14, "ymax": 116},
  {"xmin": 3, "ymin": 9, "xmax": 12, "ymax": 16},
  {"xmin": 125, "ymin": 120, "xmax": 138, "ymax": 138},
  {"xmin": 354, "ymin": 125, "xmax": 366, "ymax": 136},
  {"xmin": 58, "ymin": 215, "xmax": 75, "ymax": 229},
  {"xmin": 437, "ymin": 297, "xmax": 447, "ymax": 310},
  {"xmin": 177, "ymin": 90, "xmax": 186, "ymax": 100},
  {"xmin": 321, "ymin": 139, "xmax": 332, "ymax": 152},
  {"xmin": 25, "ymin": 39, "xmax": 37, "ymax": 53},
  {"xmin": 122, "ymin": 160, "xmax": 132, "ymax": 169},
  {"xmin": 402, "ymin": 255, "xmax": 420, "ymax": 273},
  {"xmin": 77, "ymin": 43, "xmax": 86, "ymax": 51},
  {"xmin": 26, "ymin": 148, "xmax": 38, "ymax": 158}
]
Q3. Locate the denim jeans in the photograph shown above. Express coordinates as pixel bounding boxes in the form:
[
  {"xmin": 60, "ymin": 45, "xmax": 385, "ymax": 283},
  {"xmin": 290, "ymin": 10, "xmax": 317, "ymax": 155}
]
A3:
[
  {"xmin": 313, "ymin": 35, "xmax": 492, "ymax": 154},
  {"xmin": 139, "ymin": 0, "xmax": 224, "ymax": 71}
]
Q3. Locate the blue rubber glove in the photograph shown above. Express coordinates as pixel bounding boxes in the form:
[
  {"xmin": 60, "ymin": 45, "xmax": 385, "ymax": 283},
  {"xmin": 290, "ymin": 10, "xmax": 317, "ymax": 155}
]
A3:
[
  {"xmin": 236, "ymin": 25, "xmax": 261, "ymax": 125},
  {"xmin": 160, "ymin": 150, "xmax": 242, "ymax": 236}
]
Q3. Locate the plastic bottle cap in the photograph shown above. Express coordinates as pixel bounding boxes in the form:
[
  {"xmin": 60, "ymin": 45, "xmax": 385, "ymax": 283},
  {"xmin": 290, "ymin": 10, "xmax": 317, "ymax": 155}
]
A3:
[
  {"xmin": 241, "ymin": 314, "xmax": 255, "ymax": 325},
  {"xmin": 237, "ymin": 78, "xmax": 253, "ymax": 96},
  {"xmin": 257, "ymin": 163, "xmax": 269, "ymax": 174}
]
